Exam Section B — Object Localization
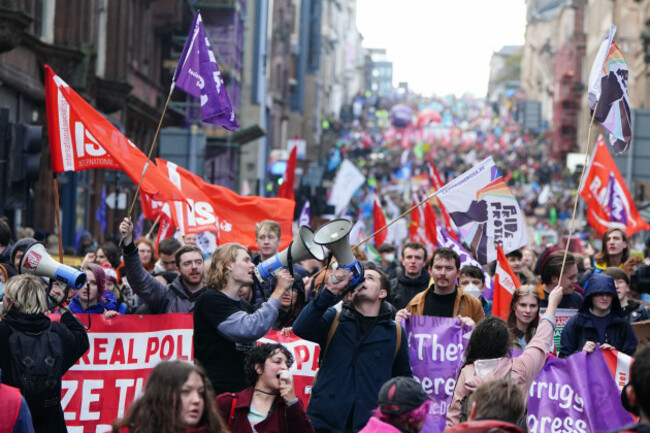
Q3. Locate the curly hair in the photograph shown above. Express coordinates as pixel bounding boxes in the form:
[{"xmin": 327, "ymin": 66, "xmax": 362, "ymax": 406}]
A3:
[
  {"xmin": 244, "ymin": 343, "xmax": 294, "ymax": 387},
  {"xmin": 507, "ymin": 285, "xmax": 540, "ymax": 345},
  {"xmin": 206, "ymin": 243, "xmax": 249, "ymax": 289},
  {"xmin": 112, "ymin": 360, "xmax": 227, "ymax": 433},
  {"xmin": 464, "ymin": 316, "xmax": 512, "ymax": 367}
]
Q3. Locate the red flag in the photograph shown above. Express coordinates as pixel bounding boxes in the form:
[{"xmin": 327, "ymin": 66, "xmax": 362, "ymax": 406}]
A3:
[
  {"xmin": 278, "ymin": 146, "xmax": 297, "ymax": 201},
  {"xmin": 428, "ymin": 163, "xmax": 458, "ymax": 240},
  {"xmin": 44, "ymin": 65, "xmax": 188, "ymax": 204},
  {"xmin": 373, "ymin": 197, "xmax": 387, "ymax": 247},
  {"xmin": 580, "ymin": 135, "xmax": 650, "ymax": 236},
  {"xmin": 155, "ymin": 159, "xmax": 294, "ymax": 249},
  {"xmin": 409, "ymin": 199, "xmax": 425, "ymax": 244},
  {"xmin": 492, "ymin": 244, "xmax": 521, "ymax": 320},
  {"xmin": 422, "ymin": 202, "xmax": 439, "ymax": 248}
]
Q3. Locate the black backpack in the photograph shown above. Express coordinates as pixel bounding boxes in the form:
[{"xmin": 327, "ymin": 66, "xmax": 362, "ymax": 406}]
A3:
[{"xmin": 6, "ymin": 323, "xmax": 64, "ymax": 412}]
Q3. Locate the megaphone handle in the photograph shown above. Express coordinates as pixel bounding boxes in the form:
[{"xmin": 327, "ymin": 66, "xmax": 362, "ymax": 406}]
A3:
[
  {"xmin": 59, "ymin": 304, "xmax": 90, "ymax": 331},
  {"xmin": 286, "ymin": 241, "xmax": 294, "ymax": 278}
]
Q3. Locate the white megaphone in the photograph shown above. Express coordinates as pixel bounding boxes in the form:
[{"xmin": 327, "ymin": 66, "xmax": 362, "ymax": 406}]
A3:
[
  {"xmin": 19, "ymin": 242, "xmax": 87, "ymax": 290},
  {"xmin": 254, "ymin": 226, "xmax": 325, "ymax": 283},
  {"xmin": 313, "ymin": 219, "xmax": 364, "ymax": 287}
]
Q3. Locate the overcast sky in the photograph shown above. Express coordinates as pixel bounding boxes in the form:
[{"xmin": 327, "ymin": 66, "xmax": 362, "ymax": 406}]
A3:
[{"xmin": 356, "ymin": 0, "xmax": 527, "ymax": 97}]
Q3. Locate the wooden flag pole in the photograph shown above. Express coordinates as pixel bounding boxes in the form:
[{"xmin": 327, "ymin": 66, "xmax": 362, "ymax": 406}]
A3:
[
  {"xmin": 125, "ymin": 85, "xmax": 175, "ymax": 219},
  {"xmin": 53, "ymin": 175, "xmax": 64, "ymax": 262},
  {"xmin": 145, "ymin": 214, "xmax": 162, "ymax": 240},
  {"xmin": 355, "ymin": 189, "xmax": 441, "ymax": 248},
  {"xmin": 557, "ymin": 101, "xmax": 599, "ymax": 285}
]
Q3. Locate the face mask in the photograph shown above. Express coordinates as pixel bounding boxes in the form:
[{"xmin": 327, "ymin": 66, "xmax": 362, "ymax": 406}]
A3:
[
  {"xmin": 463, "ymin": 283, "xmax": 482, "ymax": 299},
  {"xmin": 382, "ymin": 253, "xmax": 395, "ymax": 262}
]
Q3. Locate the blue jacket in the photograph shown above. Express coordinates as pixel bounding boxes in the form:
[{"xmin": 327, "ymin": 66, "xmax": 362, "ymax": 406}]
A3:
[
  {"xmin": 292, "ymin": 289, "xmax": 412, "ymax": 433},
  {"xmin": 559, "ymin": 274, "xmax": 637, "ymax": 358},
  {"xmin": 68, "ymin": 290, "xmax": 118, "ymax": 314}
]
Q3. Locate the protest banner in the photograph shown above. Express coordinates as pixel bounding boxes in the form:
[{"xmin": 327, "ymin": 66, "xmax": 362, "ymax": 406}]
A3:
[
  {"xmin": 404, "ymin": 316, "xmax": 472, "ymax": 433},
  {"xmin": 540, "ymin": 308, "xmax": 577, "ymax": 355},
  {"xmin": 527, "ymin": 348, "xmax": 633, "ymax": 433},
  {"xmin": 52, "ymin": 315, "xmax": 319, "ymax": 431},
  {"xmin": 51, "ymin": 314, "xmax": 194, "ymax": 433}
]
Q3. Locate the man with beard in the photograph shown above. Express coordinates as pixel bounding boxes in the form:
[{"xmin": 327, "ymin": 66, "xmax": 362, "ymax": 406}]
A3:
[
  {"xmin": 389, "ymin": 242, "xmax": 430, "ymax": 310},
  {"xmin": 119, "ymin": 217, "xmax": 206, "ymax": 313},
  {"xmin": 396, "ymin": 247, "xmax": 484, "ymax": 325}
]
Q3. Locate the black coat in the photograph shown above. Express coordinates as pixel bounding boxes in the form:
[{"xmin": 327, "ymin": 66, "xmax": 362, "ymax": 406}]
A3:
[{"xmin": 0, "ymin": 310, "xmax": 89, "ymax": 433}]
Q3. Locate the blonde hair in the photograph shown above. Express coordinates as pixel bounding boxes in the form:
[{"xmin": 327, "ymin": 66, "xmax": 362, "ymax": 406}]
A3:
[
  {"xmin": 4, "ymin": 274, "xmax": 48, "ymax": 314},
  {"xmin": 206, "ymin": 243, "xmax": 249, "ymax": 289},
  {"xmin": 255, "ymin": 220, "xmax": 281, "ymax": 240}
]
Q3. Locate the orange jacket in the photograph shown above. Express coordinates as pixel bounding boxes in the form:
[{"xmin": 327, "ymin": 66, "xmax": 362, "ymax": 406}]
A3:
[{"xmin": 405, "ymin": 283, "xmax": 485, "ymax": 323}]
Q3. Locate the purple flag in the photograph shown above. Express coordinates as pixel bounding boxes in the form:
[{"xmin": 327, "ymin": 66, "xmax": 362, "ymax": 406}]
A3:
[
  {"xmin": 298, "ymin": 200, "xmax": 311, "ymax": 227},
  {"xmin": 436, "ymin": 223, "xmax": 495, "ymax": 299},
  {"xmin": 174, "ymin": 11, "xmax": 239, "ymax": 130},
  {"xmin": 95, "ymin": 186, "xmax": 107, "ymax": 234},
  {"xmin": 405, "ymin": 316, "xmax": 472, "ymax": 433},
  {"xmin": 133, "ymin": 213, "xmax": 145, "ymax": 240},
  {"xmin": 607, "ymin": 173, "xmax": 628, "ymax": 225},
  {"xmin": 527, "ymin": 348, "xmax": 633, "ymax": 432}
]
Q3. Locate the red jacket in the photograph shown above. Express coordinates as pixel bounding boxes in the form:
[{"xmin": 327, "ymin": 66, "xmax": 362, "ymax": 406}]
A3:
[{"xmin": 216, "ymin": 388, "xmax": 315, "ymax": 433}]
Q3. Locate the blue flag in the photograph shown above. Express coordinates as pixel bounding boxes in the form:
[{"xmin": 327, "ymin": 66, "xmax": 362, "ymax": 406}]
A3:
[{"xmin": 174, "ymin": 11, "xmax": 239, "ymax": 130}]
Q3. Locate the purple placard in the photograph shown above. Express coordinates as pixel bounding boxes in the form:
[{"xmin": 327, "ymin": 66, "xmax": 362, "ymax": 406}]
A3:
[
  {"xmin": 405, "ymin": 316, "xmax": 472, "ymax": 433},
  {"xmin": 527, "ymin": 348, "xmax": 633, "ymax": 433}
]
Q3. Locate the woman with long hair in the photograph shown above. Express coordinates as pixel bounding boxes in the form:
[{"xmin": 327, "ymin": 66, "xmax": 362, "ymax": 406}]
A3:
[
  {"xmin": 507, "ymin": 285, "xmax": 540, "ymax": 350},
  {"xmin": 113, "ymin": 360, "xmax": 227, "ymax": 433},
  {"xmin": 215, "ymin": 343, "xmax": 314, "ymax": 432},
  {"xmin": 446, "ymin": 283, "xmax": 564, "ymax": 429},
  {"xmin": 135, "ymin": 237, "xmax": 157, "ymax": 272}
]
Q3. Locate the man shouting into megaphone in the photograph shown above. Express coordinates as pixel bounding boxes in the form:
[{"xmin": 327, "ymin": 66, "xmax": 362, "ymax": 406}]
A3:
[{"xmin": 292, "ymin": 262, "xmax": 413, "ymax": 433}]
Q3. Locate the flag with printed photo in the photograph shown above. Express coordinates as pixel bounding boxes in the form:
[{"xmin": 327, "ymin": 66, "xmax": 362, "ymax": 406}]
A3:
[
  {"xmin": 588, "ymin": 25, "xmax": 631, "ymax": 154},
  {"xmin": 174, "ymin": 10, "xmax": 239, "ymax": 130},
  {"xmin": 436, "ymin": 157, "xmax": 527, "ymax": 264}
]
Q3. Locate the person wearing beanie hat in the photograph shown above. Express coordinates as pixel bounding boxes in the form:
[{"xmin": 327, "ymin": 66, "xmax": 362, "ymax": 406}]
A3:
[
  {"xmin": 359, "ymin": 377, "xmax": 430, "ymax": 433},
  {"xmin": 559, "ymin": 274, "xmax": 637, "ymax": 358},
  {"xmin": 10, "ymin": 238, "xmax": 38, "ymax": 273}
]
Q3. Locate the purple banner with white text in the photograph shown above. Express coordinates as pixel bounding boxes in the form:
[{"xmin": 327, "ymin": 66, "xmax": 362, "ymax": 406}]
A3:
[
  {"xmin": 526, "ymin": 348, "xmax": 633, "ymax": 433},
  {"xmin": 405, "ymin": 316, "xmax": 472, "ymax": 433}
]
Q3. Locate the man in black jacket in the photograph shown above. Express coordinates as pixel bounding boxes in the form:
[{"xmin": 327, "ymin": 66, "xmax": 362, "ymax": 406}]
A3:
[
  {"xmin": 120, "ymin": 217, "xmax": 206, "ymax": 313},
  {"xmin": 0, "ymin": 274, "xmax": 89, "ymax": 433},
  {"xmin": 389, "ymin": 242, "xmax": 430, "ymax": 310}
]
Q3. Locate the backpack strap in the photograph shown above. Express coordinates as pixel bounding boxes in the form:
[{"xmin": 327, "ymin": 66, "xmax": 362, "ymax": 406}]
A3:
[
  {"xmin": 228, "ymin": 393, "xmax": 237, "ymax": 427},
  {"xmin": 393, "ymin": 322, "xmax": 402, "ymax": 361},
  {"xmin": 321, "ymin": 310, "xmax": 341, "ymax": 363}
]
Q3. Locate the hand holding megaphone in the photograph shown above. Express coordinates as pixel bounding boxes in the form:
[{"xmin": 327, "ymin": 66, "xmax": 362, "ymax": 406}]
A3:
[
  {"xmin": 326, "ymin": 269, "xmax": 353, "ymax": 296},
  {"xmin": 270, "ymin": 269, "xmax": 294, "ymax": 300}
]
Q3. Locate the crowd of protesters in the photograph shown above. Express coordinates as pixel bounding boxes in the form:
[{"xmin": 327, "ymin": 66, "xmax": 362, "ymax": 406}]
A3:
[{"xmin": 0, "ymin": 95, "xmax": 650, "ymax": 432}]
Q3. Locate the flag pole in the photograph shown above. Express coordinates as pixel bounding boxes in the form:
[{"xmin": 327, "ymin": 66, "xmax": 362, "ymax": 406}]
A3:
[
  {"xmin": 557, "ymin": 101, "xmax": 599, "ymax": 284},
  {"xmin": 145, "ymin": 214, "xmax": 162, "ymax": 239},
  {"xmin": 52, "ymin": 175, "xmax": 64, "ymax": 262},
  {"xmin": 125, "ymin": 84, "xmax": 175, "ymax": 219},
  {"xmin": 355, "ymin": 189, "xmax": 441, "ymax": 247}
]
